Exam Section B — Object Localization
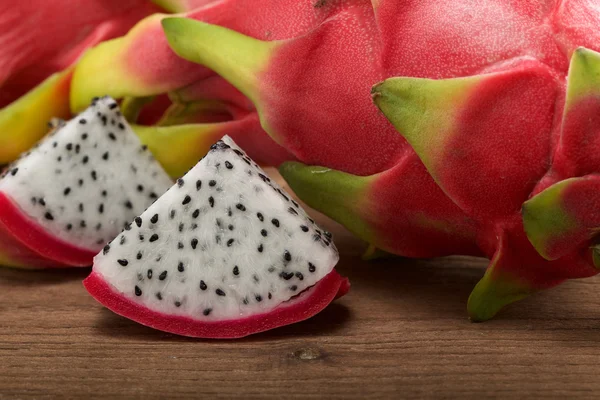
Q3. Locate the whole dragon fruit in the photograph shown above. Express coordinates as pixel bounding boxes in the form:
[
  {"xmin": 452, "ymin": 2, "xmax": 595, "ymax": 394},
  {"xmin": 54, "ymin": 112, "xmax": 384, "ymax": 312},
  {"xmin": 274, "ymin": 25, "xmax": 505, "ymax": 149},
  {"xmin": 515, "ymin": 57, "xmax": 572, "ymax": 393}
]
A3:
[{"xmin": 158, "ymin": 0, "xmax": 600, "ymax": 321}]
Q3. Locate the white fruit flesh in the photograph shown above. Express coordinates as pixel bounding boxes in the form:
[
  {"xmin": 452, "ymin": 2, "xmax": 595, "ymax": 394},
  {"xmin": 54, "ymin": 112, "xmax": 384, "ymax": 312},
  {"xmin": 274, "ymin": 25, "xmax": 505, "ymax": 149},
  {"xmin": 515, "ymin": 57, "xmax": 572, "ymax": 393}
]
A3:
[
  {"xmin": 0, "ymin": 97, "xmax": 172, "ymax": 251},
  {"xmin": 94, "ymin": 136, "xmax": 339, "ymax": 320}
]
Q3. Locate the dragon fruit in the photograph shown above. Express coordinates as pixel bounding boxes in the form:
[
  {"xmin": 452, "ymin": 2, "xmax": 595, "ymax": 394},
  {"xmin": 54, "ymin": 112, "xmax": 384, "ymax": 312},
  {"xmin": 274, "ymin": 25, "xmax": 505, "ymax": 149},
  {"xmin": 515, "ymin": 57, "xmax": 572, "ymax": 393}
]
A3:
[
  {"xmin": 0, "ymin": 97, "xmax": 172, "ymax": 268},
  {"xmin": 160, "ymin": 0, "xmax": 600, "ymax": 320},
  {"xmin": 84, "ymin": 136, "xmax": 348, "ymax": 338}
]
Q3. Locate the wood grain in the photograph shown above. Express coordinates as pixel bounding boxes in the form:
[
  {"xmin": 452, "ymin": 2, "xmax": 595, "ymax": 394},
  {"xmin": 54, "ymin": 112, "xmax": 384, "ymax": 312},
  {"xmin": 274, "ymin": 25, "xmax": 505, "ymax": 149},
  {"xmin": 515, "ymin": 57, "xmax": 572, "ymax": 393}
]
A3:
[{"xmin": 2, "ymin": 174, "xmax": 600, "ymax": 399}]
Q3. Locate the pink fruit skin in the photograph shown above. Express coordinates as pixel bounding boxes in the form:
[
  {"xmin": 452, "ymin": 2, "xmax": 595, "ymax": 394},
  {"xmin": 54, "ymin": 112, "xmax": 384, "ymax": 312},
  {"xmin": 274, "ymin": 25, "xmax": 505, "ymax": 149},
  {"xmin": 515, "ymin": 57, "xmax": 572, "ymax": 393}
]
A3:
[
  {"xmin": 0, "ymin": 0, "xmax": 162, "ymax": 107},
  {"xmin": 90, "ymin": 0, "xmax": 346, "ymax": 99},
  {"xmin": 0, "ymin": 193, "xmax": 96, "ymax": 268},
  {"xmin": 83, "ymin": 269, "xmax": 349, "ymax": 339}
]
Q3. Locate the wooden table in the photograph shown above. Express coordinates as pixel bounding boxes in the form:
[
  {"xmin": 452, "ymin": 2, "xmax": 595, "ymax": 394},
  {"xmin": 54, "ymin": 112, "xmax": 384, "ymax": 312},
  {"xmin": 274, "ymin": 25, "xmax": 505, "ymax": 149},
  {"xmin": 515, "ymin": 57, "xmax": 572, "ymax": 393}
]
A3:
[{"xmin": 2, "ymin": 176, "xmax": 600, "ymax": 399}]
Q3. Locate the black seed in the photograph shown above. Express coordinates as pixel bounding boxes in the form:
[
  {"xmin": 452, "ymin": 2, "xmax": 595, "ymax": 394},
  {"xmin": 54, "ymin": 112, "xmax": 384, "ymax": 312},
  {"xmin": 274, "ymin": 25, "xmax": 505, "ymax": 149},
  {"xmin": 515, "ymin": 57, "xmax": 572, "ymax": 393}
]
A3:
[
  {"xmin": 174, "ymin": 301, "xmax": 182, "ymax": 307},
  {"xmin": 178, "ymin": 262, "xmax": 185, "ymax": 272},
  {"xmin": 91, "ymin": 170, "xmax": 97, "ymax": 181},
  {"xmin": 149, "ymin": 234, "xmax": 159, "ymax": 242},
  {"xmin": 233, "ymin": 266, "xmax": 239, "ymax": 276},
  {"xmin": 78, "ymin": 203, "xmax": 84, "ymax": 212},
  {"xmin": 324, "ymin": 231, "xmax": 333, "ymax": 239},
  {"xmin": 102, "ymin": 152, "xmax": 109, "ymax": 161},
  {"xmin": 170, "ymin": 210, "xmax": 176, "ymax": 219},
  {"xmin": 203, "ymin": 308, "xmax": 212, "ymax": 316},
  {"xmin": 255, "ymin": 295, "xmax": 263, "ymax": 302},
  {"xmin": 146, "ymin": 269, "xmax": 152, "ymax": 279},
  {"xmin": 284, "ymin": 250, "xmax": 291, "ymax": 262},
  {"xmin": 39, "ymin": 198, "xmax": 46, "ymax": 206},
  {"xmin": 200, "ymin": 280, "xmax": 207, "ymax": 290},
  {"xmin": 137, "ymin": 184, "xmax": 144, "ymax": 192},
  {"xmin": 236, "ymin": 203, "xmax": 246, "ymax": 211},
  {"xmin": 182, "ymin": 195, "xmax": 191, "ymax": 205},
  {"xmin": 139, "ymin": 234, "xmax": 144, "ymax": 241},
  {"xmin": 80, "ymin": 220, "xmax": 86, "ymax": 228},
  {"xmin": 253, "ymin": 274, "xmax": 260, "ymax": 283},
  {"xmin": 178, "ymin": 242, "xmax": 184, "ymax": 249},
  {"xmin": 136, "ymin": 252, "xmax": 143, "ymax": 260},
  {"xmin": 149, "ymin": 192, "xmax": 158, "ymax": 200},
  {"xmin": 150, "ymin": 214, "xmax": 158, "ymax": 224},
  {"xmin": 308, "ymin": 262, "xmax": 316, "ymax": 273},
  {"xmin": 141, "ymin": 145, "xmax": 148, "ymax": 151},
  {"xmin": 82, "ymin": 133, "xmax": 88, "ymax": 140},
  {"xmin": 135, "ymin": 217, "xmax": 142, "ymax": 227},
  {"xmin": 52, "ymin": 142, "xmax": 58, "ymax": 148},
  {"xmin": 300, "ymin": 225, "xmax": 309, "ymax": 232},
  {"xmin": 135, "ymin": 286, "xmax": 142, "ymax": 296},
  {"xmin": 296, "ymin": 272, "xmax": 304, "ymax": 280},
  {"xmin": 290, "ymin": 285, "xmax": 298, "ymax": 292},
  {"xmin": 228, "ymin": 224, "xmax": 234, "ymax": 231},
  {"xmin": 44, "ymin": 212, "xmax": 54, "ymax": 220},
  {"xmin": 66, "ymin": 143, "xmax": 73, "ymax": 151},
  {"xmin": 191, "ymin": 238, "xmax": 198, "ymax": 249},
  {"xmin": 292, "ymin": 200, "xmax": 299, "ymax": 208},
  {"xmin": 96, "ymin": 223, "xmax": 102, "ymax": 231},
  {"xmin": 280, "ymin": 271, "xmax": 294, "ymax": 280},
  {"xmin": 156, "ymin": 292, "xmax": 163, "ymax": 300},
  {"xmin": 179, "ymin": 223, "xmax": 184, "ymax": 232},
  {"xmin": 308, "ymin": 218, "xmax": 315, "ymax": 224},
  {"xmin": 268, "ymin": 293, "xmax": 272, "ymax": 300},
  {"xmin": 216, "ymin": 288, "xmax": 226, "ymax": 296},
  {"xmin": 209, "ymin": 196, "xmax": 214, "ymax": 207},
  {"xmin": 257, "ymin": 212, "xmax": 264, "ymax": 222},
  {"xmin": 124, "ymin": 223, "xmax": 132, "ymax": 231},
  {"xmin": 192, "ymin": 209, "xmax": 200, "ymax": 218},
  {"xmin": 227, "ymin": 238, "xmax": 234, "ymax": 247},
  {"xmin": 260, "ymin": 229, "xmax": 268, "ymax": 238},
  {"xmin": 209, "ymin": 180, "xmax": 216, "ymax": 187},
  {"xmin": 243, "ymin": 298, "xmax": 249, "ymax": 305},
  {"xmin": 124, "ymin": 200, "xmax": 133, "ymax": 209},
  {"xmin": 225, "ymin": 161, "xmax": 233, "ymax": 169},
  {"xmin": 118, "ymin": 259, "xmax": 128, "ymax": 266},
  {"xmin": 120, "ymin": 235, "xmax": 127, "ymax": 246},
  {"xmin": 98, "ymin": 203, "xmax": 104, "ymax": 214},
  {"xmin": 108, "ymin": 132, "xmax": 116, "ymax": 141},
  {"xmin": 313, "ymin": 234, "xmax": 321, "ymax": 242},
  {"xmin": 257, "ymin": 244, "xmax": 263, "ymax": 253},
  {"xmin": 271, "ymin": 218, "xmax": 280, "ymax": 227},
  {"xmin": 103, "ymin": 245, "xmax": 110, "ymax": 255},
  {"xmin": 177, "ymin": 178, "xmax": 184, "ymax": 187},
  {"xmin": 63, "ymin": 187, "xmax": 71, "ymax": 196},
  {"xmin": 233, "ymin": 149, "xmax": 244, "ymax": 156},
  {"xmin": 288, "ymin": 207, "xmax": 298, "ymax": 215},
  {"xmin": 159, "ymin": 271, "xmax": 167, "ymax": 280},
  {"xmin": 268, "ymin": 267, "xmax": 275, "ymax": 273},
  {"xmin": 108, "ymin": 102, "xmax": 118, "ymax": 109},
  {"xmin": 118, "ymin": 122, "xmax": 125, "ymax": 130},
  {"xmin": 79, "ymin": 118, "xmax": 87, "ymax": 125},
  {"xmin": 196, "ymin": 180, "xmax": 202, "ymax": 190},
  {"xmin": 82, "ymin": 156, "xmax": 89, "ymax": 164}
]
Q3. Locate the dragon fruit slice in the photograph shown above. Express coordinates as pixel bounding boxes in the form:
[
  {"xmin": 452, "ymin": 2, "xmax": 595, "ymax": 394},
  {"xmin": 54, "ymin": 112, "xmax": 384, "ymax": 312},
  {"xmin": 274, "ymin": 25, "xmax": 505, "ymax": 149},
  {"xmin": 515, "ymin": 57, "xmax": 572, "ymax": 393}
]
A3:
[
  {"xmin": 84, "ymin": 136, "xmax": 347, "ymax": 338},
  {"xmin": 0, "ymin": 97, "xmax": 172, "ymax": 268}
]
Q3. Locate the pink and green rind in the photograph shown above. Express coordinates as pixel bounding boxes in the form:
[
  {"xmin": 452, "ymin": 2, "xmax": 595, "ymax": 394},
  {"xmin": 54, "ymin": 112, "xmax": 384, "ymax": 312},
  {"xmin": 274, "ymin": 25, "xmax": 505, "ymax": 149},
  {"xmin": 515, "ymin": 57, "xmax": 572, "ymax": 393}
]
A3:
[
  {"xmin": 84, "ymin": 269, "xmax": 349, "ymax": 339},
  {"xmin": 523, "ymin": 176, "xmax": 600, "ymax": 261},
  {"xmin": 0, "ymin": 193, "xmax": 96, "ymax": 268}
]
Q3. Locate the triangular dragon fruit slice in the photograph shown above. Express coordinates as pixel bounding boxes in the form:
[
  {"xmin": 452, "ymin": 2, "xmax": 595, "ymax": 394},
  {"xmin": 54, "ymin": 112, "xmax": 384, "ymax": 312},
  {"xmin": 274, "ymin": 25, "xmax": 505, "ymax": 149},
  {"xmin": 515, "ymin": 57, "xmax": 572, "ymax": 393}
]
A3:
[
  {"xmin": 0, "ymin": 97, "xmax": 172, "ymax": 268},
  {"xmin": 84, "ymin": 136, "xmax": 348, "ymax": 338}
]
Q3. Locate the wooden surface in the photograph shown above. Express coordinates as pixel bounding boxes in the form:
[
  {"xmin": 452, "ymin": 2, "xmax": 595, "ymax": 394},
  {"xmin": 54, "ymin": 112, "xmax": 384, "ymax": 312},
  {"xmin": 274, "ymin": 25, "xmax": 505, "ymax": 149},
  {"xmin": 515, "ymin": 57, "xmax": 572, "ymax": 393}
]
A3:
[{"xmin": 2, "ymin": 176, "xmax": 600, "ymax": 399}]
